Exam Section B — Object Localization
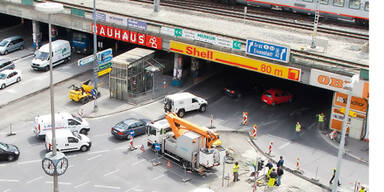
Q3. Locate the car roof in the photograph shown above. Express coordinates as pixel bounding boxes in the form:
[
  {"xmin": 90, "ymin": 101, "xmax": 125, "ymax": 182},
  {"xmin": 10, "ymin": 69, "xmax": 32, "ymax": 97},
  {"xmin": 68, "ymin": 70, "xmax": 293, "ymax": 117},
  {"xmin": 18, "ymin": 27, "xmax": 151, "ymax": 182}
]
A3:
[
  {"xmin": 166, "ymin": 92, "xmax": 196, "ymax": 100},
  {"xmin": 0, "ymin": 69, "xmax": 16, "ymax": 75},
  {"xmin": 265, "ymin": 89, "xmax": 283, "ymax": 93},
  {"xmin": 123, "ymin": 118, "xmax": 139, "ymax": 125},
  {"xmin": 2, "ymin": 36, "xmax": 23, "ymax": 41}
]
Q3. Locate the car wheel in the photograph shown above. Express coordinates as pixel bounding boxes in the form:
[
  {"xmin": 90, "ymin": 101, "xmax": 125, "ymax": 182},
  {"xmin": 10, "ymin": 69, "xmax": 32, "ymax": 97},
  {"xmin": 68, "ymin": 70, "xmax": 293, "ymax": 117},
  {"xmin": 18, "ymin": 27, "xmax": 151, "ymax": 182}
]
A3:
[
  {"xmin": 4, "ymin": 50, "xmax": 8, "ymax": 55},
  {"xmin": 177, "ymin": 109, "xmax": 185, "ymax": 118},
  {"xmin": 80, "ymin": 145, "xmax": 89, "ymax": 152},
  {"xmin": 80, "ymin": 129, "xmax": 88, "ymax": 135},
  {"xmin": 16, "ymin": 77, "xmax": 21, "ymax": 82},
  {"xmin": 7, "ymin": 155, "xmax": 15, "ymax": 161},
  {"xmin": 45, "ymin": 65, "xmax": 50, "ymax": 71},
  {"xmin": 289, "ymin": 98, "xmax": 293, "ymax": 103},
  {"xmin": 80, "ymin": 97, "xmax": 89, "ymax": 104},
  {"xmin": 1, "ymin": 84, "xmax": 5, "ymax": 89},
  {"xmin": 200, "ymin": 105, "xmax": 207, "ymax": 112},
  {"xmin": 272, "ymin": 102, "xmax": 276, "ymax": 106},
  {"xmin": 20, "ymin": 45, "xmax": 24, "ymax": 50}
]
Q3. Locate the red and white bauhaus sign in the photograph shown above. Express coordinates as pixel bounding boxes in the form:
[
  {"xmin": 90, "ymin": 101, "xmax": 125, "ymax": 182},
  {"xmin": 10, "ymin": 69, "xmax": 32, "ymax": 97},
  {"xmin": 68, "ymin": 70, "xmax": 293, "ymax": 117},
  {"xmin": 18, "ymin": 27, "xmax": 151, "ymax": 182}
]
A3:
[{"xmin": 92, "ymin": 23, "xmax": 162, "ymax": 50}]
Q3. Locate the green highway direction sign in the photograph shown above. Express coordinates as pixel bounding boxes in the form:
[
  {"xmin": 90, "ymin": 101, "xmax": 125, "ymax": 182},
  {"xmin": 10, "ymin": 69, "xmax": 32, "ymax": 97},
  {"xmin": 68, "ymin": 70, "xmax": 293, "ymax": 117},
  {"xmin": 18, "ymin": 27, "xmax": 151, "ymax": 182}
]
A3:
[{"xmin": 99, "ymin": 62, "xmax": 112, "ymax": 70}]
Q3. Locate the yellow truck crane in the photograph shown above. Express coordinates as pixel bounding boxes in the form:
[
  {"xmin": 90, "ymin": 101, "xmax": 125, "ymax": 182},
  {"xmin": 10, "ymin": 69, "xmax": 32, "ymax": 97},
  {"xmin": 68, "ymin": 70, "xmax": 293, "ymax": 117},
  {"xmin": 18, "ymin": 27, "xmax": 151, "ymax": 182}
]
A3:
[
  {"xmin": 147, "ymin": 112, "xmax": 225, "ymax": 173},
  {"xmin": 68, "ymin": 80, "xmax": 101, "ymax": 104}
]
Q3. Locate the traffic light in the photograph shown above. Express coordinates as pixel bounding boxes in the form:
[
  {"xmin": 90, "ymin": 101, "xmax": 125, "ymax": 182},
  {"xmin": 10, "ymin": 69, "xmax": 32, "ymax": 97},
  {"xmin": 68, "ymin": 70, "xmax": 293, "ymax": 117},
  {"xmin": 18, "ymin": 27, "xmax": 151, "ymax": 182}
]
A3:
[{"xmin": 257, "ymin": 160, "xmax": 264, "ymax": 171}]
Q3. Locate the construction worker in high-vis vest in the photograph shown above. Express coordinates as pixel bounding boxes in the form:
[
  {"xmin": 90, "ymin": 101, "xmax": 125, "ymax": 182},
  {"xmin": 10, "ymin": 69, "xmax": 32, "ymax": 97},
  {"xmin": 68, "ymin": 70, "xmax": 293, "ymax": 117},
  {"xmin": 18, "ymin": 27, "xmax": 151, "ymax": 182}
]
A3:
[
  {"xmin": 292, "ymin": 122, "xmax": 301, "ymax": 140},
  {"xmin": 233, "ymin": 162, "xmax": 240, "ymax": 182},
  {"xmin": 267, "ymin": 168, "xmax": 277, "ymax": 187},
  {"xmin": 359, "ymin": 185, "xmax": 366, "ymax": 192},
  {"xmin": 317, "ymin": 113, "xmax": 325, "ymax": 130}
]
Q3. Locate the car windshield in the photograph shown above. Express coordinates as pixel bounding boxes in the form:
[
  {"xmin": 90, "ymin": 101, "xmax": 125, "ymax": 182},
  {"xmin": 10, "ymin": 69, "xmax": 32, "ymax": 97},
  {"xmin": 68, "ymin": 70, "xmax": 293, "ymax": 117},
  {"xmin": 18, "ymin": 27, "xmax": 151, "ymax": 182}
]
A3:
[
  {"xmin": 72, "ymin": 114, "xmax": 83, "ymax": 122},
  {"xmin": 0, "ymin": 40, "xmax": 8, "ymax": 47},
  {"xmin": 0, "ymin": 143, "xmax": 8, "ymax": 150},
  {"xmin": 148, "ymin": 126, "xmax": 157, "ymax": 136},
  {"xmin": 0, "ymin": 74, "xmax": 6, "ymax": 80},
  {"xmin": 115, "ymin": 122, "xmax": 128, "ymax": 130},
  {"xmin": 35, "ymin": 51, "xmax": 49, "ymax": 60},
  {"xmin": 263, "ymin": 91, "xmax": 272, "ymax": 98}
]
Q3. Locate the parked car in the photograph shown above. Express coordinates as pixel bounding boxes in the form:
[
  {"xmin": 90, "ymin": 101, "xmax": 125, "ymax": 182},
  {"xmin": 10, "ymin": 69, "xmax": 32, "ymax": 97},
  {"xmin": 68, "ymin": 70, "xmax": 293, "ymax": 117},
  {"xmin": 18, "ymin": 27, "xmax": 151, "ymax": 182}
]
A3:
[
  {"xmin": 0, "ymin": 142, "xmax": 20, "ymax": 161},
  {"xmin": 261, "ymin": 89, "xmax": 293, "ymax": 106},
  {"xmin": 31, "ymin": 40, "xmax": 71, "ymax": 71},
  {"xmin": 111, "ymin": 118, "xmax": 150, "ymax": 139},
  {"xmin": 0, "ymin": 36, "xmax": 24, "ymax": 55},
  {"xmin": 0, "ymin": 58, "xmax": 14, "ymax": 72},
  {"xmin": 0, "ymin": 69, "xmax": 22, "ymax": 89}
]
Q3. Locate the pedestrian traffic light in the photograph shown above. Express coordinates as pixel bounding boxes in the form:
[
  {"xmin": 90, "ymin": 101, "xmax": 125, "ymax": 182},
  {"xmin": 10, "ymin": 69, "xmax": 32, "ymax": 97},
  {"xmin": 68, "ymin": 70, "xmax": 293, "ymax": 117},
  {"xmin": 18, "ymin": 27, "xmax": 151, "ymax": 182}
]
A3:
[{"xmin": 258, "ymin": 160, "xmax": 264, "ymax": 171}]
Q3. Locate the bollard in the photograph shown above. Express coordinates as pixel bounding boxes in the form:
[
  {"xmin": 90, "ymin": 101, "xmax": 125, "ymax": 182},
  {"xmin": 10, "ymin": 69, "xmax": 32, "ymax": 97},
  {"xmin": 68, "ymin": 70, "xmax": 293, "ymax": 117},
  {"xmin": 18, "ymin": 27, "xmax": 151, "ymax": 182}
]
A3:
[
  {"xmin": 7, "ymin": 124, "xmax": 16, "ymax": 136},
  {"xmin": 208, "ymin": 114, "xmax": 215, "ymax": 129},
  {"xmin": 296, "ymin": 157, "xmax": 300, "ymax": 170},
  {"xmin": 140, "ymin": 144, "xmax": 145, "ymax": 152},
  {"xmin": 163, "ymin": 80, "xmax": 167, "ymax": 89},
  {"xmin": 268, "ymin": 141, "xmax": 273, "ymax": 155},
  {"xmin": 250, "ymin": 124, "xmax": 258, "ymax": 138}
]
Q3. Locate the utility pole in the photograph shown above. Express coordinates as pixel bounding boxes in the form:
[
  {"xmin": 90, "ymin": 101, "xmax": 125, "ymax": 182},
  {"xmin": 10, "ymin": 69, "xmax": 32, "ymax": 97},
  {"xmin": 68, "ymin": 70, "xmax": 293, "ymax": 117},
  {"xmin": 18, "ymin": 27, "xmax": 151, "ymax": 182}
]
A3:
[{"xmin": 93, "ymin": 0, "xmax": 98, "ymax": 111}]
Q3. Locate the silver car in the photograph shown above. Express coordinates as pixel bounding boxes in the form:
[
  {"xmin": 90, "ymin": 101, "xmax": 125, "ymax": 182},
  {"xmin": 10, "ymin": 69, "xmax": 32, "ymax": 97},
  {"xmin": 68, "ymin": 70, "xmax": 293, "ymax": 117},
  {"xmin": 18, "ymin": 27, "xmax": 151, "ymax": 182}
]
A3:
[
  {"xmin": 0, "ymin": 58, "xmax": 14, "ymax": 72},
  {"xmin": 0, "ymin": 36, "xmax": 24, "ymax": 55}
]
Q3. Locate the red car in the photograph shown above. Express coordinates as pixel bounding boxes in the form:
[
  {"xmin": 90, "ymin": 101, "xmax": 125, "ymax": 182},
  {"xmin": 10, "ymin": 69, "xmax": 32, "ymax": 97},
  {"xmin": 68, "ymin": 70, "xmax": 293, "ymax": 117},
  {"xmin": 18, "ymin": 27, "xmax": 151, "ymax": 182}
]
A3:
[{"xmin": 261, "ymin": 89, "xmax": 293, "ymax": 106}]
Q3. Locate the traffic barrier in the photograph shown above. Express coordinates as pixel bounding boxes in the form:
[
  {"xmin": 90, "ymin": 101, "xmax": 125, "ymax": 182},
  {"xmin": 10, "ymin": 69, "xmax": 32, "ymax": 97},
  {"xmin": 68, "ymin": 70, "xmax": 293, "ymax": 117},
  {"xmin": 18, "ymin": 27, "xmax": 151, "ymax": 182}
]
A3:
[
  {"xmin": 166, "ymin": 160, "xmax": 172, "ymax": 168},
  {"xmin": 296, "ymin": 157, "xmax": 300, "ymax": 171},
  {"xmin": 163, "ymin": 80, "xmax": 167, "ymax": 89},
  {"xmin": 140, "ymin": 144, "xmax": 145, "ymax": 152},
  {"xmin": 241, "ymin": 112, "xmax": 248, "ymax": 125},
  {"xmin": 329, "ymin": 130, "xmax": 337, "ymax": 140},
  {"xmin": 268, "ymin": 141, "xmax": 273, "ymax": 155},
  {"xmin": 251, "ymin": 124, "xmax": 258, "ymax": 138}
]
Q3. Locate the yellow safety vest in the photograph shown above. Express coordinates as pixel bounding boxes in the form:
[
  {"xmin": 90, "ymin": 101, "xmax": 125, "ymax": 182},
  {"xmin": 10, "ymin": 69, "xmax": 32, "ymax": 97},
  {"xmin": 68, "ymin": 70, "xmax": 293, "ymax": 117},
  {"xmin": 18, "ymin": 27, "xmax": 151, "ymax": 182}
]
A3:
[
  {"xmin": 359, "ymin": 189, "xmax": 366, "ymax": 192},
  {"xmin": 318, "ymin": 114, "xmax": 324, "ymax": 122},
  {"xmin": 233, "ymin": 164, "xmax": 239, "ymax": 173},
  {"xmin": 267, "ymin": 168, "xmax": 273, "ymax": 178},
  {"xmin": 268, "ymin": 178, "xmax": 276, "ymax": 187},
  {"xmin": 296, "ymin": 124, "xmax": 301, "ymax": 132}
]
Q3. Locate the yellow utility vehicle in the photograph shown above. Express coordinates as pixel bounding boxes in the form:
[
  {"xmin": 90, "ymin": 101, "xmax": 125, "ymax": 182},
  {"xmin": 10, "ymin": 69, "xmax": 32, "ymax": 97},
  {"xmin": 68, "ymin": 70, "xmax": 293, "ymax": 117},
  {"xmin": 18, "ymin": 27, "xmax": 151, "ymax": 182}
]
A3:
[{"xmin": 68, "ymin": 80, "xmax": 101, "ymax": 104}]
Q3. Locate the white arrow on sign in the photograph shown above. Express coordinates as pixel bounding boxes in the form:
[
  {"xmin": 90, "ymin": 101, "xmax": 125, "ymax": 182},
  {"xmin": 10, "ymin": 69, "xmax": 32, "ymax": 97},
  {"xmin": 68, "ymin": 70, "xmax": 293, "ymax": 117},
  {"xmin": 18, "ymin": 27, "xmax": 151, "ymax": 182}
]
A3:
[{"xmin": 78, "ymin": 55, "xmax": 95, "ymax": 66}]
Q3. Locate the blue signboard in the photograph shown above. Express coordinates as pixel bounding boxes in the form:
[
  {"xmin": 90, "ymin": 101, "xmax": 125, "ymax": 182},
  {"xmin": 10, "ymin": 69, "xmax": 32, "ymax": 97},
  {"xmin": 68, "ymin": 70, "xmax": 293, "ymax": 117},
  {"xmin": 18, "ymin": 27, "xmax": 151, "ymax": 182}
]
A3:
[
  {"xmin": 154, "ymin": 142, "xmax": 160, "ymax": 151},
  {"xmin": 130, "ymin": 129, "xmax": 135, "ymax": 137},
  {"xmin": 91, "ymin": 89, "xmax": 97, "ymax": 97},
  {"xmin": 97, "ymin": 48, "xmax": 113, "ymax": 66},
  {"xmin": 246, "ymin": 39, "xmax": 290, "ymax": 63},
  {"xmin": 94, "ymin": 12, "xmax": 106, "ymax": 22},
  {"xmin": 127, "ymin": 19, "xmax": 147, "ymax": 30}
]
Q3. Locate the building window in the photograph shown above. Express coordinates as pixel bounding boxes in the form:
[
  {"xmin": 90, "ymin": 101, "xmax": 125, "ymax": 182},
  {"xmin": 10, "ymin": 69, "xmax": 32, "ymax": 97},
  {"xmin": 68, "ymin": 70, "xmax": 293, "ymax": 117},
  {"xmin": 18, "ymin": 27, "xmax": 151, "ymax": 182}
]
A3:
[
  {"xmin": 364, "ymin": 2, "xmax": 369, "ymax": 11},
  {"xmin": 349, "ymin": 0, "xmax": 361, "ymax": 9},
  {"xmin": 303, "ymin": 0, "xmax": 313, "ymax": 2},
  {"xmin": 320, "ymin": 0, "xmax": 329, "ymax": 5},
  {"xmin": 333, "ymin": 0, "xmax": 345, "ymax": 7}
]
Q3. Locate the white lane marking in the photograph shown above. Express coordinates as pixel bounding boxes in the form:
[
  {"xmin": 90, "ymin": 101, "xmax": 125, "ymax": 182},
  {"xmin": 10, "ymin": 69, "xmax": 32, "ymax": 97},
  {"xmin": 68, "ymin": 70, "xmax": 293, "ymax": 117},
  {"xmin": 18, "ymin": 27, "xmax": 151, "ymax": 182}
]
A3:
[
  {"xmin": 94, "ymin": 184, "xmax": 121, "ymax": 190},
  {"xmin": 0, "ymin": 164, "xmax": 7, "ymax": 167},
  {"xmin": 74, "ymin": 181, "xmax": 90, "ymax": 189},
  {"xmin": 278, "ymin": 142, "xmax": 291, "ymax": 150},
  {"xmin": 26, "ymin": 176, "xmax": 43, "ymax": 184},
  {"xmin": 0, "ymin": 179, "xmax": 19, "ymax": 182},
  {"xmin": 67, "ymin": 154, "xmax": 78, "ymax": 158},
  {"xmin": 152, "ymin": 174, "xmax": 165, "ymax": 180},
  {"xmin": 103, "ymin": 169, "xmax": 120, "ymax": 177},
  {"xmin": 88, "ymin": 149, "xmax": 111, "ymax": 154},
  {"xmin": 17, "ymin": 159, "xmax": 41, "ymax": 165},
  {"xmin": 115, "ymin": 146, "xmax": 129, "ymax": 151},
  {"xmin": 125, "ymin": 185, "xmax": 139, "ymax": 192},
  {"xmin": 132, "ymin": 159, "xmax": 145, "ymax": 166},
  {"xmin": 87, "ymin": 154, "xmax": 102, "ymax": 161},
  {"xmin": 260, "ymin": 120, "xmax": 278, "ymax": 126},
  {"xmin": 45, "ymin": 181, "xmax": 71, "ymax": 185},
  {"xmin": 3, "ymin": 188, "xmax": 11, "ymax": 192}
]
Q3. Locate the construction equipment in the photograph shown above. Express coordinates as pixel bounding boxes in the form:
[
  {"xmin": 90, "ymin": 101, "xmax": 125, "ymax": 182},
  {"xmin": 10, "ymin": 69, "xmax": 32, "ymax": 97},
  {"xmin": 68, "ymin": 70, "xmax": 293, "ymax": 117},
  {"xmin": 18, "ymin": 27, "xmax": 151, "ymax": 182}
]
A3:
[
  {"xmin": 68, "ymin": 80, "xmax": 101, "ymax": 104},
  {"xmin": 147, "ymin": 112, "xmax": 226, "ymax": 173}
]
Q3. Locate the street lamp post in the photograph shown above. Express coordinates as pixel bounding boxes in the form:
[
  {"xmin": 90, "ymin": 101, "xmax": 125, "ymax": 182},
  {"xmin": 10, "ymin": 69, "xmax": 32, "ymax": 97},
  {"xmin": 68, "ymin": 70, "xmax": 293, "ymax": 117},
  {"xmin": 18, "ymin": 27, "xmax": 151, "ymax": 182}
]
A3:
[
  {"xmin": 35, "ymin": 3, "xmax": 67, "ymax": 192},
  {"xmin": 93, "ymin": 0, "xmax": 99, "ymax": 111},
  {"xmin": 331, "ymin": 74, "xmax": 359, "ymax": 192}
]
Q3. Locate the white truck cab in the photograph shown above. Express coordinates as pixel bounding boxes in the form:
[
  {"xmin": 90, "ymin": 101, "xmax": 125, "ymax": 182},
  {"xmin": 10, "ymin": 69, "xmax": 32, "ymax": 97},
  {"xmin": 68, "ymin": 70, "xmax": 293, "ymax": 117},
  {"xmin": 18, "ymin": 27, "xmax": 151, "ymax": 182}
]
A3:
[
  {"xmin": 34, "ymin": 112, "xmax": 90, "ymax": 138},
  {"xmin": 45, "ymin": 129, "xmax": 91, "ymax": 152},
  {"xmin": 164, "ymin": 92, "xmax": 208, "ymax": 117}
]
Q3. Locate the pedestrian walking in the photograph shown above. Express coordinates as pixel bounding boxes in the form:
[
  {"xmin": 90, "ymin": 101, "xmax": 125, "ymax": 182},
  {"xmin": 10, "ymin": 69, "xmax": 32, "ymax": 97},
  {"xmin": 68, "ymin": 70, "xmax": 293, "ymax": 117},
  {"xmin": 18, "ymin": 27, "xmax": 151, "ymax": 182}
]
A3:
[
  {"xmin": 277, "ymin": 156, "xmax": 284, "ymax": 168},
  {"xmin": 329, "ymin": 168, "xmax": 341, "ymax": 186},
  {"xmin": 316, "ymin": 113, "xmax": 325, "ymax": 130},
  {"xmin": 276, "ymin": 166, "xmax": 284, "ymax": 186},
  {"xmin": 233, "ymin": 161, "xmax": 240, "ymax": 182},
  {"xmin": 292, "ymin": 122, "xmax": 301, "ymax": 140}
]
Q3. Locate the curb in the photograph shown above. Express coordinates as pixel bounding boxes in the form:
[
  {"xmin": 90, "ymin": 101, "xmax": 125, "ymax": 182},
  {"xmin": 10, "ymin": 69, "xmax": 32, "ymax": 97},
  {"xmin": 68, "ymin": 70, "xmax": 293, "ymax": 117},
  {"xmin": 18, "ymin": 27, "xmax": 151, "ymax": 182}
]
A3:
[
  {"xmin": 247, "ymin": 134, "xmax": 332, "ymax": 191},
  {"xmin": 317, "ymin": 129, "xmax": 369, "ymax": 165},
  {"xmin": 0, "ymin": 69, "xmax": 92, "ymax": 109}
]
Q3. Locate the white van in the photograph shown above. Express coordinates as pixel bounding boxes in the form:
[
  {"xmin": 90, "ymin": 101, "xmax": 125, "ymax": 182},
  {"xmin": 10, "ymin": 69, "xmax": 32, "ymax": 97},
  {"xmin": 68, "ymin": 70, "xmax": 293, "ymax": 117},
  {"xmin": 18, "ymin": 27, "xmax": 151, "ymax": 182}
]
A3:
[
  {"xmin": 34, "ymin": 112, "xmax": 90, "ymax": 138},
  {"xmin": 31, "ymin": 40, "xmax": 71, "ymax": 71},
  {"xmin": 45, "ymin": 129, "xmax": 91, "ymax": 152},
  {"xmin": 164, "ymin": 92, "xmax": 208, "ymax": 118}
]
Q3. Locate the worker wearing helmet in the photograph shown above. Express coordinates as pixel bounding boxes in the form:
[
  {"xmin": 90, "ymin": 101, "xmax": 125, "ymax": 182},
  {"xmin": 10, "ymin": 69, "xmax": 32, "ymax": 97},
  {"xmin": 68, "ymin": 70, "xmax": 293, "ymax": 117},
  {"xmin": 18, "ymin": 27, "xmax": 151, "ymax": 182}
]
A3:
[{"xmin": 233, "ymin": 162, "xmax": 239, "ymax": 182}]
